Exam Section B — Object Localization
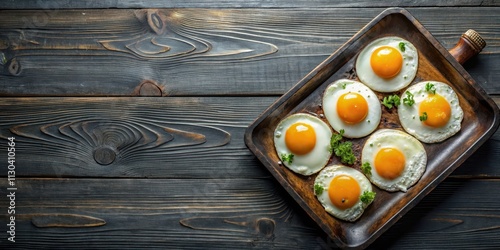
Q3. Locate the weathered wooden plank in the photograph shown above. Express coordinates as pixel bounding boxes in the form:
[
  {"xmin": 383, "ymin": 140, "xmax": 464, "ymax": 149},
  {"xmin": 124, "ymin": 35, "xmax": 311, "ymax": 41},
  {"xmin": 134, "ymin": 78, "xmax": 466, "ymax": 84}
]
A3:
[
  {"xmin": 0, "ymin": 97, "xmax": 270, "ymax": 178},
  {"xmin": 0, "ymin": 178, "xmax": 499, "ymax": 249},
  {"xmin": 373, "ymin": 179, "xmax": 500, "ymax": 249},
  {"xmin": 0, "ymin": 96, "xmax": 500, "ymax": 178},
  {"xmin": 0, "ymin": 8, "xmax": 498, "ymax": 96},
  {"xmin": 0, "ymin": 0, "xmax": 498, "ymax": 9},
  {"xmin": 0, "ymin": 178, "xmax": 314, "ymax": 249}
]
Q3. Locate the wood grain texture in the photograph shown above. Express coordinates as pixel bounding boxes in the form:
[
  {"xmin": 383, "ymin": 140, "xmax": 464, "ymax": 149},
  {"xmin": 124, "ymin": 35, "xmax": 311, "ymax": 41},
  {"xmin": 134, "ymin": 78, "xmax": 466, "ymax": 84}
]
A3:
[
  {"xmin": 0, "ymin": 3, "xmax": 499, "ymax": 249},
  {"xmin": 1, "ymin": 96, "xmax": 500, "ymax": 179},
  {"xmin": 0, "ymin": 178, "xmax": 499, "ymax": 249},
  {"xmin": 31, "ymin": 214, "xmax": 106, "ymax": 228},
  {"xmin": 0, "ymin": 8, "xmax": 498, "ymax": 96},
  {"xmin": 372, "ymin": 179, "xmax": 500, "ymax": 249},
  {"xmin": 0, "ymin": 97, "xmax": 269, "ymax": 178},
  {"xmin": 0, "ymin": 0, "xmax": 499, "ymax": 9},
  {"xmin": 0, "ymin": 178, "xmax": 314, "ymax": 249}
]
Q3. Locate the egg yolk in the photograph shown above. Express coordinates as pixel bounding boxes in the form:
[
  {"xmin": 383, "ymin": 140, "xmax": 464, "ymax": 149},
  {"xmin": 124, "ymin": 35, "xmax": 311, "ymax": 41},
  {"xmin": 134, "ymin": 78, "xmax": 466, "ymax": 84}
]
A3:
[
  {"xmin": 374, "ymin": 147, "xmax": 405, "ymax": 180},
  {"xmin": 285, "ymin": 122, "xmax": 316, "ymax": 155},
  {"xmin": 328, "ymin": 175, "xmax": 361, "ymax": 210},
  {"xmin": 419, "ymin": 94, "xmax": 451, "ymax": 128},
  {"xmin": 370, "ymin": 46, "xmax": 403, "ymax": 79},
  {"xmin": 336, "ymin": 92, "xmax": 368, "ymax": 124}
]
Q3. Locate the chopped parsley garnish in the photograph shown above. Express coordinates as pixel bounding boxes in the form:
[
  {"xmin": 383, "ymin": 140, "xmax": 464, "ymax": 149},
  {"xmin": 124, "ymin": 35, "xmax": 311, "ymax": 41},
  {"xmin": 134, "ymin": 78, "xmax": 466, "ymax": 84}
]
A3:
[
  {"xmin": 403, "ymin": 91, "xmax": 415, "ymax": 106},
  {"xmin": 314, "ymin": 183, "xmax": 324, "ymax": 195},
  {"xmin": 361, "ymin": 162, "xmax": 372, "ymax": 176},
  {"xmin": 382, "ymin": 94, "xmax": 401, "ymax": 109},
  {"xmin": 328, "ymin": 129, "xmax": 344, "ymax": 154},
  {"xmin": 335, "ymin": 141, "xmax": 356, "ymax": 165},
  {"xmin": 398, "ymin": 42, "xmax": 406, "ymax": 52},
  {"xmin": 419, "ymin": 112, "xmax": 428, "ymax": 121},
  {"xmin": 342, "ymin": 83, "xmax": 347, "ymax": 89},
  {"xmin": 328, "ymin": 129, "xmax": 356, "ymax": 165},
  {"xmin": 360, "ymin": 191, "xmax": 376, "ymax": 204},
  {"xmin": 280, "ymin": 153, "xmax": 294, "ymax": 164},
  {"xmin": 425, "ymin": 82, "xmax": 436, "ymax": 94}
]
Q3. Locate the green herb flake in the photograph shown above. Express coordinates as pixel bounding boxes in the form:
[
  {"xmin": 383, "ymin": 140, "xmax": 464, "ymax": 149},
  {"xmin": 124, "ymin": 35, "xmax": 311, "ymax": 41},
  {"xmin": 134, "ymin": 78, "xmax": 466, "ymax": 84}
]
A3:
[
  {"xmin": 314, "ymin": 183, "xmax": 324, "ymax": 195},
  {"xmin": 419, "ymin": 112, "xmax": 428, "ymax": 121},
  {"xmin": 382, "ymin": 94, "xmax": 401, "ymax": 109},
  {"xmin": 425, "ymin": 82, "xmax": 436, "ymax": 94},
  {"xmin": 335, "ymin": 141, "xmax": 356, "ymax": 165},
  {"xmin": 398, "ymin": 42, "xmax": 406, "ymax": 52},
  {"xmin": 342, "ymin": 83, "xmax": 347, "ymax": 89},
  {"xmin": 361, "ymin": 162, "xmax": 372, "ymax": 176},
  {"xmin": 328, "ymin": 132, "xmax": 343, "ymax": 154},
  {"xmin": 329, "ymin": 129, "xmax": 356, "ymax": 165},
  {"xmin": 403, "ymin": 91, "xmax": 415, "ymax": 106},
  {"xmin": 360, "ymin": 191, "xmax": 376, "ymax": 204},
  {"xmin": 280, "ymin": 153, "xmax": 294, "ymax": 164}
]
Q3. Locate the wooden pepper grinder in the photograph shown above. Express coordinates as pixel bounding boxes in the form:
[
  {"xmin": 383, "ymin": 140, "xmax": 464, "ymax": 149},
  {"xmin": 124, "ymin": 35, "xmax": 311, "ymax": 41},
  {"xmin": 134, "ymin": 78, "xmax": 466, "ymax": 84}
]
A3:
[{"xmin": 449, "ymin": 29, "xmax": 486, "ymax": 65}]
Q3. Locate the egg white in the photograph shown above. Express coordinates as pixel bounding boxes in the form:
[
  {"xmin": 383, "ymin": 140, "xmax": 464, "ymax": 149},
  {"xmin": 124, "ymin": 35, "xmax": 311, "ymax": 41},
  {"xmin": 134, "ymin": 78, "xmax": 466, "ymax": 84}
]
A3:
[
  {"xmin": 322, "ymin": 79, "xmax": 381, "ymax": 138},
  {"xmin": 398, "ymin": 81, "xmax": 464, "ymax": 143},
  {"xmin": 356, "ymin": 36, "xmax": 418, "ymax": 92},
  {"xmin": 314, "ymin": 165, "xmax": 373, "ymax": 222},
  {"xmin": 274, "ymin": 113, "xmax": 332, "ymax": 176},
  {"xmin": 361, "ymin": 129, "xmax": 427, "ymax": 192}
]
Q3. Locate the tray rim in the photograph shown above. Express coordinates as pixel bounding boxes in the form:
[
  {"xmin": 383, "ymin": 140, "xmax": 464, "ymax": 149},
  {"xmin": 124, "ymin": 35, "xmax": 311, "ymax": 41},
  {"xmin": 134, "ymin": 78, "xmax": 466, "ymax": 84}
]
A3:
[{"xmin": 244, "ymin": 7, "xmax": 500, "ymax": 249}]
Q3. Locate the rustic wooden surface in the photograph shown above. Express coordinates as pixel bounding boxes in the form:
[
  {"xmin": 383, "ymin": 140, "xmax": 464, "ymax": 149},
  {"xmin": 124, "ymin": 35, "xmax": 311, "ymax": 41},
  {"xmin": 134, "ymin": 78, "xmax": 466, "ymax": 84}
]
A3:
[{"xmin": 0, "ymin": 1, "xmax": 499, "ymax": 249}]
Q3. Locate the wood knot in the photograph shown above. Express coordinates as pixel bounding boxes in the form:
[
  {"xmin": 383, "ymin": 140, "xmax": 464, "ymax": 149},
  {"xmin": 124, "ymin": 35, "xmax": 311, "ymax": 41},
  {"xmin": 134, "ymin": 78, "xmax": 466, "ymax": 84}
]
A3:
[
  {"xmin": 255, "ymin": 218, "xmax": 275, "ymax": 238},
  {"xmin": 147, "ymin": 10, "xmax": 167, "ymax": 35},
  {"xmin": 93, "ymin": 146, "xmax": 116, "ymax": 165},
  {"xmin": 134, "ymin": 80, "xmax": 163, "ymax": 96},
  {"xmin": 7, "ymin": 58, "xmax": 22, "ymax": 76}
]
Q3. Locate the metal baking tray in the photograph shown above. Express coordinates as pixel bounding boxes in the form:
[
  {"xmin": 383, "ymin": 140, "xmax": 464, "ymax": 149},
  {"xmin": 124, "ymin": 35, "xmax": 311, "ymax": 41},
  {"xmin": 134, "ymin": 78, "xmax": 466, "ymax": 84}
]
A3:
[{"xmin": 244, "ymin": 7, "xmax": 500, "ymax": 248}]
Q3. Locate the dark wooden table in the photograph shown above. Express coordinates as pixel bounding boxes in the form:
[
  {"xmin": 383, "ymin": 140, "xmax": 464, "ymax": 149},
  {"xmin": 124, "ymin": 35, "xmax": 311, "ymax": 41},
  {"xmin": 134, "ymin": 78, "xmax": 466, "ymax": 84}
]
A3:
[{"xmin": 1, "ymin": 1, "xmax": 499, "ymax": 249}]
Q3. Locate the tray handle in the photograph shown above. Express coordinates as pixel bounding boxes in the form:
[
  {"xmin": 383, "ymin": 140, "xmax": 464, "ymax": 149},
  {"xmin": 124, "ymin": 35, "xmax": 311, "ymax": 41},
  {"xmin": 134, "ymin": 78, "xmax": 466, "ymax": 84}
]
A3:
[{"xmin": 449, "ymin": 29, "xmax": 486, "ymax": 65}]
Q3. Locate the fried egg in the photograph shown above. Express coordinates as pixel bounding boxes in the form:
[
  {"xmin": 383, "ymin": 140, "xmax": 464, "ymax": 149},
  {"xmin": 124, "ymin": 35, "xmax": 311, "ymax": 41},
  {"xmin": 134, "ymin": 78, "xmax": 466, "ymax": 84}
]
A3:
[
  {"xmin": 314, "ymin": 165, "xmax": 374, "ymax": 222},
  {"xmin": 274, "ymin": 113, "xmax": 333, "ymax": 176},
  {"xmin": 398, "ymin": 81, "xmax": 463, "ymax": 143},
  {"xmin": 361, "ymin": 129, "xmax": 427, "ymax": 192},
  {"xmin": 356, "ymin": 36, "xmax": 418, "ymax": 92},
  {"xmin": 322, "ymin": 79, "xmax": 381, "ymax": 138}
]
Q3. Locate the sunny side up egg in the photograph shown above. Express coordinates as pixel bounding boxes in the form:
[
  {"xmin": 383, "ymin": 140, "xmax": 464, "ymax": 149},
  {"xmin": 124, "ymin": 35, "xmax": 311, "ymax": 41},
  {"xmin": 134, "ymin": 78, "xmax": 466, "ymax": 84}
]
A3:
[
  {"xmin": 361, "ymin": 129, "xmax": 427, "ymax": 192},
  {"xmin": 322, "ymin": 79, "xmax": 381, "ymax": 138},
  {"xmin": 398, "ymin": 81, "xmax": 464, "ymax": 143},
  {"xmin": 274, "ymin": 113, "xmax": 333, "ymax": 176},
  {"xmin": 356, "ymin": 37, "xmax": 418, "ymax": 92},
  {"xmin": 314, "ymin": 165, "xmax": 375, "ymax": 222}
]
